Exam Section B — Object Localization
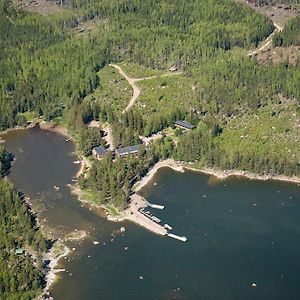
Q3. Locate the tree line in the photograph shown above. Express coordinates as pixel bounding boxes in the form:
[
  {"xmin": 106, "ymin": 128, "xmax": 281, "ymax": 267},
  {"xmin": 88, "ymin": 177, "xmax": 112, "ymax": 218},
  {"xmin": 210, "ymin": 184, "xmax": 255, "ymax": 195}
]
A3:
[{"xmin": 0, "ymin": 146, "xmax": 47, "ymax": 299}]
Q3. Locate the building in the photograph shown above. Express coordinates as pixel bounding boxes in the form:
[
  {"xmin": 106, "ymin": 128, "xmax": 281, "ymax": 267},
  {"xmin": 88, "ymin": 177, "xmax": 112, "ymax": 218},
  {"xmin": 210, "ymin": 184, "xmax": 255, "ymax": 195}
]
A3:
[
  {"xmin": 115, "ymin": 145, "xmax": 142, "ymax": 158},
  {"xmin": 15, "ymin": 248, "xmax": 25, "ymax": 255},
  {"xmin": 92, "ymin": 146, "xmax": 107, "ymax": 160},
  {"xmin": 174, "ymin": 120, "xmax": 196, "ymax": 130}
]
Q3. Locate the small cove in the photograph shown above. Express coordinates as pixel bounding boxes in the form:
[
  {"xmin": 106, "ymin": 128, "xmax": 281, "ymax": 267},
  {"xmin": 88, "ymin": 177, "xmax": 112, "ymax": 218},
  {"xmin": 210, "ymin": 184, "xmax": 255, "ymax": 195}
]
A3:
[{"xmin": 2, "ymin": 126, "xmax": 300, "ymax": 300}]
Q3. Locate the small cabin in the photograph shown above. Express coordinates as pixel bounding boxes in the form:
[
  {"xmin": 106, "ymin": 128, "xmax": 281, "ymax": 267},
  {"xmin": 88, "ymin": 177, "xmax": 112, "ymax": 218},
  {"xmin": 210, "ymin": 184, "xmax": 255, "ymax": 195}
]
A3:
[
  {"xmin": 115, "ymin": 145, "xmax": 142, "ymax": 158},
  {"xmin": 174, "ymin": 120, "xmax": 196, "ymax": 130},
  {"xmin": 92, "ymin": 146, "xmax": 107, "ymax": 160}
]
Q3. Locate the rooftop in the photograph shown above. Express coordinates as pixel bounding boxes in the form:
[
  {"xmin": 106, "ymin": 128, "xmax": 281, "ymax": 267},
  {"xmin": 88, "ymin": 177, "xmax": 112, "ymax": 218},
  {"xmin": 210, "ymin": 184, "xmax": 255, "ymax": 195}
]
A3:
[
  {"xmin": 15, "ymin": 248, "xmax": 25, "ymax": 255},
  {"xmin": 116, "ymin": 144, "xmax": 141, "ymax": 155},
  {"xmin": 93, "ymin": 146, "xmax": 107, "ymax": 155},
  {"xmin": 175, "ymin": 120, "xmax": 196, "ymax": 130}
]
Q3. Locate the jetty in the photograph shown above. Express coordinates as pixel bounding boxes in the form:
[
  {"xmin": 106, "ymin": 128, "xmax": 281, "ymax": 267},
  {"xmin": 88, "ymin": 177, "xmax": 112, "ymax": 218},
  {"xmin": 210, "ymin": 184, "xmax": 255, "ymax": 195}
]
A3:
[
  {"xmin": 126, "ymin": 194, "xmax": 187, "ymax": 241},
  {"xmin": 126, "ymin": 194, "xmax": 167, "ymax": 235}
]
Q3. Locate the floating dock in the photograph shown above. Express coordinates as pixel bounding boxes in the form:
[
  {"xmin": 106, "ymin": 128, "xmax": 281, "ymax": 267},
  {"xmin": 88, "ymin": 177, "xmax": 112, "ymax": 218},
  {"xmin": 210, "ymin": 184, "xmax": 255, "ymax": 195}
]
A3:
[
  {"xmin": 146, "ymin": 201, "xmax": 164, "ymax": 210},
  {"xmin": 167, "ymin": 233, "xmax": 187, "ymax": 242}
]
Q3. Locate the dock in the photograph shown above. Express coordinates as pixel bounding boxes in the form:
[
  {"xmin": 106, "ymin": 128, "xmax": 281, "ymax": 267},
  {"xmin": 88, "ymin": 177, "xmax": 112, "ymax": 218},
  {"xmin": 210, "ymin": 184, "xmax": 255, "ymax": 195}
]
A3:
[
  {"xmin": 167, "ymin": 233, "xmax": 187, "ymax": 242},
  {"xmin": 126, "ymin": 194, "xmax": 167, "ymax": 235},
  {"xmin": 127, "ymin": 194, "xmax": 187, "ymax": 241}
]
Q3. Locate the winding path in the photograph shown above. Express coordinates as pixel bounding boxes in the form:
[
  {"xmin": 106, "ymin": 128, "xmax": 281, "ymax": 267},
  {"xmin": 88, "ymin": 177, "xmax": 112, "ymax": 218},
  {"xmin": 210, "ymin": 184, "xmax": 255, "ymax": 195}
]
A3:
[
  {"xmin": 247, "ymin": 22, "xmax": 283, "ymax": 56},
  {"xmin": 109, "ymin": 64, "xmax": 183, "ymax": 112}
]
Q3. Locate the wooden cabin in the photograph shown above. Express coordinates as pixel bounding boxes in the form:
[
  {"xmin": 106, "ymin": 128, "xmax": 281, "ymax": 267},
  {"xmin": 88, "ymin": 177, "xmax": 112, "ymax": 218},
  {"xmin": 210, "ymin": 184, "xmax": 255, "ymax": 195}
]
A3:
[{"xmin": 92, "ymin": 146, "xmax": 107, "ymax": 160}]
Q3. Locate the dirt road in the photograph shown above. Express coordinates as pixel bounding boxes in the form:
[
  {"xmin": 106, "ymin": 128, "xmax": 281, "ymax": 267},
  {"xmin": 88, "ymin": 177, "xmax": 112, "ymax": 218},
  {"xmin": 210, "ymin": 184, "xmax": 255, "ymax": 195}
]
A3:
[{"xmin": 109, "ymin": 64, "xmax": 183, "ymax": 112}]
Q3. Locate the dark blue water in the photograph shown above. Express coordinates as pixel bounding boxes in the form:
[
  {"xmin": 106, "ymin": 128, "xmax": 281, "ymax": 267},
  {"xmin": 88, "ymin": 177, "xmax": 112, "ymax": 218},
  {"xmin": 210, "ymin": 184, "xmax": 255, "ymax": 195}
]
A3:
[{"xmin": 3, "ymin": 127, "xmax": 300, "ymax": 300}]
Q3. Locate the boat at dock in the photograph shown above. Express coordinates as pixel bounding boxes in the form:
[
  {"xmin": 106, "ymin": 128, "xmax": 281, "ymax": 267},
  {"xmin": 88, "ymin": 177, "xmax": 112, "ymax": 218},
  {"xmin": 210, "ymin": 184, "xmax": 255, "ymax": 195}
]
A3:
[
  {"xmin": 167, "ymin": 233, "xmax": 187, "ymax": 242},
  {"xmin": 146, "ymin": 201, "xmax": 164, "ymax": 210}
]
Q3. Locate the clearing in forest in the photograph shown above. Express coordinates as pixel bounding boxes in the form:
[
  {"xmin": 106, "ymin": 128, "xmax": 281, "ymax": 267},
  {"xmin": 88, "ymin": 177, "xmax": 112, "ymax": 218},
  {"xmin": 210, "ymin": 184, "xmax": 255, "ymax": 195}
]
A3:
[{"xmin": 109, "ymin": 64, "xmax": 183, "ymax": 112}]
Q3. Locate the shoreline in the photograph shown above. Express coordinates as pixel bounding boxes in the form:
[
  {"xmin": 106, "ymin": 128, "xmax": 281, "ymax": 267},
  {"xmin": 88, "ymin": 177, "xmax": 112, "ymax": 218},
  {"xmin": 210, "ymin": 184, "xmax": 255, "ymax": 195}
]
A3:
[
  {"xmin": 191, "ymin": 166, "xmax": 300, "ymax": 185},
  {"xmin": 2, "ymin": 123, "xmax": 299, "ymax": 278},
  {"xmin": 71, "ymin": 157, "xmax": 300, "ymax": 236},
  {"xmin": 43, "ymin": 244, "xmax": 70, "ymax": 297},
  {"xmin": 0, "ymin": 121, "xmax": 81, "ymax": 298}
]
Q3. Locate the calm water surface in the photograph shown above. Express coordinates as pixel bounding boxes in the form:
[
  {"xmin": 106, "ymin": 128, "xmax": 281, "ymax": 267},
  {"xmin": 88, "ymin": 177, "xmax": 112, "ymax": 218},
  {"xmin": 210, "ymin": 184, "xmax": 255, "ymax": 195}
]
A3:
[{"xmin": 3, "ymin": 127, "xmax": 300, "ymax": 300}]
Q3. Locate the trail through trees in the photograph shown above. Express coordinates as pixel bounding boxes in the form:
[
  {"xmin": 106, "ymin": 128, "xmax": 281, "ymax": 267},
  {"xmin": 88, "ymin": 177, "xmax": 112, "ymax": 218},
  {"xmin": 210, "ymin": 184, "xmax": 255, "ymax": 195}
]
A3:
[{"xmin": 109, "ymin": 64, "xmax": 183, "ymax": 112}]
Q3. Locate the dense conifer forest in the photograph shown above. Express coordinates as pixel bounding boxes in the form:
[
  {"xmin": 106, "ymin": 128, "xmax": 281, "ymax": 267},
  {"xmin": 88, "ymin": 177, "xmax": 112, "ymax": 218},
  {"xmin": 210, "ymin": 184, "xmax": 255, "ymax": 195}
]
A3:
[{"xmin": 0, "ymin": 146, "xmax": 47, "ymax": 299}]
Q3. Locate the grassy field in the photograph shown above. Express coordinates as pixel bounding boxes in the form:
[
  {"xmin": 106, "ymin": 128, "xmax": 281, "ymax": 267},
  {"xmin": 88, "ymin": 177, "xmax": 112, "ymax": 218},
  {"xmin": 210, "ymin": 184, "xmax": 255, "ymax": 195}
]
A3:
[
  {"xmin": 135, "ymin": 75, "xmax": 196, "ymax": 116},
  {"xmin": 84, "ymin": 66, "xmax": 132, "ymax": 114},
  {"xmin": 218, "ymin": 99, "xmax": 300, "ymax": 165}
]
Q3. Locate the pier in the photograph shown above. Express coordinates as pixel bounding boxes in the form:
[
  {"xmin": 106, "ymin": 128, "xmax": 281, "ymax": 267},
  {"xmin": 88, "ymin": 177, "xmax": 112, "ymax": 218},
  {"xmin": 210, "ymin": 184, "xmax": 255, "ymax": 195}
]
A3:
[
  {"xmin": 126, "ymin": 194, "xmax": 187, "ymax": 241},
  {"xmin": 126, "ymin": 194, "xmax": 167, "ymax": 235}
]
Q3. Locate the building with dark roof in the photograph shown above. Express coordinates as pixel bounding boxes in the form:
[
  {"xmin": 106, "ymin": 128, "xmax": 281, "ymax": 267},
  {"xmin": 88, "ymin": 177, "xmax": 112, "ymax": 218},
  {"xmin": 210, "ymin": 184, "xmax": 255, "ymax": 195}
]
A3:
[
  {"xmin": 92, "ymin": 146, "xmax": 107, "ymax": 160},
  {"xmin": 174, "ymin": 120, "xmax": 196, "ymax": 130},
  {"xmin": 115, "ymin": 145, "xmax": 142, "ymax": 158}
]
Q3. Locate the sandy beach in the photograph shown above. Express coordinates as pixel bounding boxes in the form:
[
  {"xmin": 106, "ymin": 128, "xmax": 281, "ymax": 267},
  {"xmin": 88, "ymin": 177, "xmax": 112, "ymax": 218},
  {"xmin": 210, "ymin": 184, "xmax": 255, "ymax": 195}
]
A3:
[{"xmin": 134, "ymin": 158, "xmax": 185, "ymax": 192}]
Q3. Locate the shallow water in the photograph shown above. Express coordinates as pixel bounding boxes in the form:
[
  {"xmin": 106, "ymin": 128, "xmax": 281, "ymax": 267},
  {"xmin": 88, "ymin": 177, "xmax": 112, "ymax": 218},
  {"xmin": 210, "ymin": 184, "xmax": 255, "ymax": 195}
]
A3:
[{"xmin": 3, "ymin": 127, "xmax": 300, "ymax": 300}]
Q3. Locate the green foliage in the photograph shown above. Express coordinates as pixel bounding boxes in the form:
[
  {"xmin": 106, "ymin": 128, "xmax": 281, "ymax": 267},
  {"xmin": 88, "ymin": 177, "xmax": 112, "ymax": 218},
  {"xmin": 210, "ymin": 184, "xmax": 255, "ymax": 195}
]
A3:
[
  {"xmin": 83, "ymin": 66, "xmax": 132, "ymax": 115},
  {"xmin": 80, "ymin": 150, "xmax": 158, "ymax": 208},
  {"xmin": 0, "ymin": 147, "xmax": 47, "ymax": 298},
  {"xmin": 273, "ymin": 16, "xmax": 300, "ymax": 46},
  {"xmin": 0, "ymin": 146, "xmax": 13, "ymax": 177},
  {"xmin": 175, "ymin": 101, "xmax": 300, "ymax": 176},
  {"xmin": 78, "ymin": 126, "xmax": 105, "ymax": 156}
]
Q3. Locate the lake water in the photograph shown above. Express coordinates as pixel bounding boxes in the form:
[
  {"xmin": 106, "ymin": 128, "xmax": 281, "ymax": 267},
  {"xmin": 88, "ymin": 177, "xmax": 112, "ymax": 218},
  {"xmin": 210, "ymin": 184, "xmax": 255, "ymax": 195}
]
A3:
[{"xmin": 2, "ymin": 127, "xmax": 300, "ymax": 300}]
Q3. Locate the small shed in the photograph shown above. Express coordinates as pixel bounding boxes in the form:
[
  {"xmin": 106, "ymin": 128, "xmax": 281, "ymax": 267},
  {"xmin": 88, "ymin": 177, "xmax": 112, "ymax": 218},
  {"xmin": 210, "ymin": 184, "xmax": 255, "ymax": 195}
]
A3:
[
  {"xmin": 92, "ymin": 146, "xmax": 107, "ymax": 160},
  {"xmin": 174, "ymin": 120, "xmax": 196, "ymax": 130},
  {"xmin": 15, "ymin": 248, "xmax": 25, "ymax": 255},
  {"xmin": 115, "ymin": 145, "xmax": 142, "ymax": 158}
]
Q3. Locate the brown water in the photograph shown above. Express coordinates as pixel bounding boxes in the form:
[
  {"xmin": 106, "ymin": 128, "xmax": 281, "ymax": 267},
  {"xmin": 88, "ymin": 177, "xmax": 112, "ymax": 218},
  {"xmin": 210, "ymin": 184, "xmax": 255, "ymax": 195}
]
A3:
[{"xmin": 3, "ymin": 126, "xmax": 300, "ymax": 300}]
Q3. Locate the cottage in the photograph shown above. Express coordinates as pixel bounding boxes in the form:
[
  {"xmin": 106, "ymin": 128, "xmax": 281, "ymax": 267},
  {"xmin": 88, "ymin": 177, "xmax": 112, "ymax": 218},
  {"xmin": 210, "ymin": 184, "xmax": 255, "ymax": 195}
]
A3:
[
  {"xmin": 174, "ymin": 120, "xmax": 196, "ymax": 130},
  {"xmin": 92, "ymin": 146, "xmax": 107, "ymax": 160},
  {"xmin": 115, "ymin": 145, "xmax": 142, "ymax": 158}
]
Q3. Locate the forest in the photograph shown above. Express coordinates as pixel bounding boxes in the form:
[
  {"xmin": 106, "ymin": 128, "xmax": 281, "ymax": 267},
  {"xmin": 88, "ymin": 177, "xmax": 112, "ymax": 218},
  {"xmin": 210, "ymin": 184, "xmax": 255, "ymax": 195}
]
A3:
[
  {"xmin": 0, "ymin": 1, "xmax": 299, "ymax": 209},
  {"xmin": 273, "ymin": 16, "xmax": 300, "ymax": 46},
  {"xmin": 0, "ymin": 146, "xmax": 47, "ymax": 299}
]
